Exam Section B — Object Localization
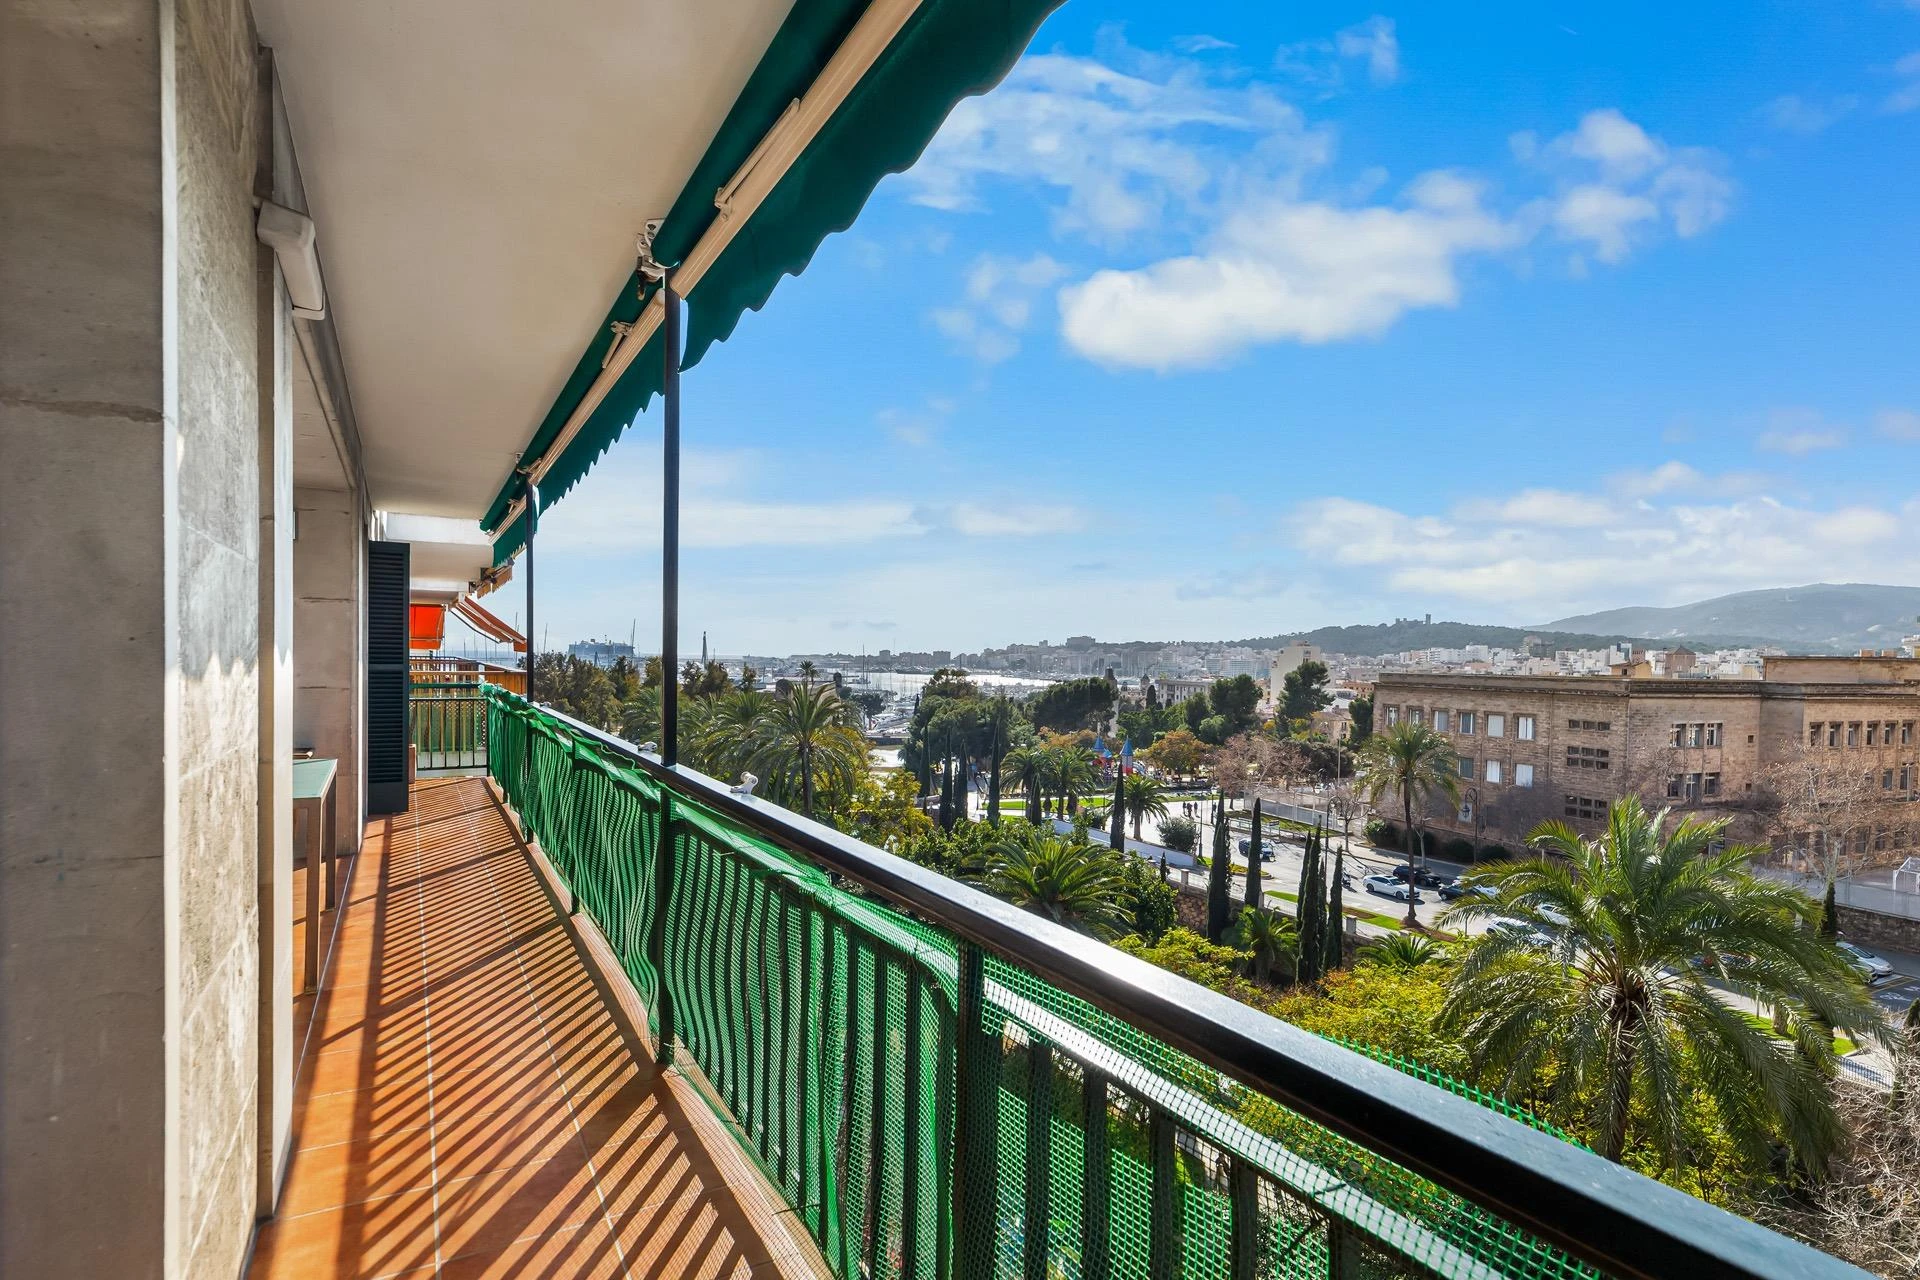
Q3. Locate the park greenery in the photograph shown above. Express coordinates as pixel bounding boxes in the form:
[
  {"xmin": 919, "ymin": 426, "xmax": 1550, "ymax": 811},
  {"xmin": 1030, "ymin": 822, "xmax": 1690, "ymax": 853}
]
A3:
[{"xmin": 523, "ymin": 654, "xmax": 1910, "ymax": 1256}]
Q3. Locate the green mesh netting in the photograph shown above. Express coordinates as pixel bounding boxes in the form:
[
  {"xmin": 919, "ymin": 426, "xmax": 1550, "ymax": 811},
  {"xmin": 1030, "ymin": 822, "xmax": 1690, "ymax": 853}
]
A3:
[{"xmin": 483, "ymin": 688, "xmax": 1601, "ymax": 1280}]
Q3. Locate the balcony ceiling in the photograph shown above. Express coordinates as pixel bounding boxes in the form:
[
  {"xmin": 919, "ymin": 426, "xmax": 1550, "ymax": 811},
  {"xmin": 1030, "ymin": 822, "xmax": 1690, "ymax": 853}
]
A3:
[{"xmin": 253, "ymin": 0, "xmax": 796, "ymax": 520}]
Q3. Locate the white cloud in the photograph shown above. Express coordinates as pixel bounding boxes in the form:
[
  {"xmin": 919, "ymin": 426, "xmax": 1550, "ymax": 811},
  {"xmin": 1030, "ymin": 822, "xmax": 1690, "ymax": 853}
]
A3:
[
  {"xmin": 1762, "ymin": 93, "xmax": 1858, "ymax": 135},
  {"xmin": 1524, "ymin": 109, "xmax": 1733, "ymax": 262},
  {"xmin": 903, "ymin": 46, "xmax": 1325, "ymax": 245},
  {"xmin": 1284, "ymin": 473, "xmax": 1920, "ymax": 619},
  {"xmin": 944, "ymin": 503, "xmax": 1087, "ymax": 536},
  {"xmin": 1335, "ymin": 17, "xmax": 1401, "ymax": 86},
  {"xmin": 1889, "ymin": 51, "xmax": 1920, "ymax": 114},
  {"xmin": 1059, "ymin": 171, "xmax": 1518, "ymax": 369},
  {"xmin": 876, "ymin": 397, "xmax": 956, "ymax": 447},
  {"xmin": 1174, "ymin": 34, "xmax": 1235, "ymax": 54},
  {"xmin": 933, "ymin": 253, "xmax": 1067, "ymax": 363},
  {"xmin": 1756, "ymin": 409, "xmax": 1847, "ymax": 455},
  {"xmin": 1277, "ymin": 15, "xmax": 1402, "ymax": 90},
  {"xmin": 1877, "ymin": 408, "xmax": 1920, "ymax": 440}
]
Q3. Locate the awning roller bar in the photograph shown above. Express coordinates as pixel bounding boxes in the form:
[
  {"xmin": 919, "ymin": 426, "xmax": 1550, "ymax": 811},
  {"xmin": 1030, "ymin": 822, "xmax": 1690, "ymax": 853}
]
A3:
[{"xmin": 489, "ymin": 0, "xmax": 924, "ymax": 547}]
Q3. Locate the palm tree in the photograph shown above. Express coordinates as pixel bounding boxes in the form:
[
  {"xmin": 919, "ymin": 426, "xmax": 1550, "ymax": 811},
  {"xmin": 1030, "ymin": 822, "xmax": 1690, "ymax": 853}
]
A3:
[
  {"xmin": 699, "ymin": 687, "xmax": 771, "ymax": 781},
  {"xmin": 1043, "ymin": 744, "xmax": 1097, "ymax": 819},
  {"xmin": 1440, "ymin": 798, "xmax": 1883, "ymax": 1171},
  {"xmin": 1230, "ymin": 908, "xmax": 1296, "ymax": 983},
  {"xmin": 987, "ymin": 832, "xmax": 1130, "ymax": 937},
  {"xmin": 1121, "ymin": 772, "xmax": 1170, "ymax": 841},
  {"xmin": 1360, "ymin": 933, "xmax": 1441, "ymax": 971},
  {"xmin": 619, "ymin": 686, "xmax": 660, "ymax": 747},
  {"xmin": 1000, "ymin": 746, "xmax": 1046, "ymax": 824},
  {"xmin": 750, "ymin": 680, "xmax": 865, "ymax": 817},
  {"xmin": 1356, "ymin": 721, "xmax": 1460, "ymax": 927}
]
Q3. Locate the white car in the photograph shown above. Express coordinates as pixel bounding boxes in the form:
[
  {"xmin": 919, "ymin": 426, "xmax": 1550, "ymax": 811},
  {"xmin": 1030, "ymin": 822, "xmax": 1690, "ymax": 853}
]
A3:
[
  {"xmin": 1486, "ymin": 918, "xmax": 1556, "ymax": 948},
  {"xmin": 1363, "ymin": 874, "xmax": 1421, "ymax": 903},
  {"xmin": 1836, "ymin": 940, "xmax": 1894, "ymax": 983}
]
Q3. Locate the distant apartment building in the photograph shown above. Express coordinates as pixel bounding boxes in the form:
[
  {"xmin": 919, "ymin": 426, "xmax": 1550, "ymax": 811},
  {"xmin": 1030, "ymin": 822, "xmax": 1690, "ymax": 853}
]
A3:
[
  {"xmin": 567, "ymin": 638, "xmax": 636, "ymax": 667},
  {"xmin": 1372, "ymin": 655, "xmax": 1920, "ymax": 851},
  {"xmin": 1268, "ymin": 642, "xmax": 1323, "ymax": 690}
]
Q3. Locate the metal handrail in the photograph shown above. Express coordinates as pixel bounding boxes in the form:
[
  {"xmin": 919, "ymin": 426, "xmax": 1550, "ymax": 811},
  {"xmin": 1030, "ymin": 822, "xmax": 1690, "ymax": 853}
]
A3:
[{"xmin": 525, "ymin": 696, "xmax": 1866, "ymax": 1280}]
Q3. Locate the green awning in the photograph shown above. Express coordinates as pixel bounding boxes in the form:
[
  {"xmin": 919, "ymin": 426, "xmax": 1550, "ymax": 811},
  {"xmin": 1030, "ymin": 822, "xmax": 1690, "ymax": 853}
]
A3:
[{"xmin": 485, "ymin": 0, "xmax": 1063, "ymax": 566}]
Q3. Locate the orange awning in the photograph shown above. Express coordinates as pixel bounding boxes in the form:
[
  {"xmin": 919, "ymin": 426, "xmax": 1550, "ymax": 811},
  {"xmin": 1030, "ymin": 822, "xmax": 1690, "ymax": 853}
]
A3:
[
  {"xmin": 409, "ymin": 602, "xmax": 446, "ymax": 651},
  {"xmin": 451, "ymin": 596, "xmax": 527, "ymax": 652}
]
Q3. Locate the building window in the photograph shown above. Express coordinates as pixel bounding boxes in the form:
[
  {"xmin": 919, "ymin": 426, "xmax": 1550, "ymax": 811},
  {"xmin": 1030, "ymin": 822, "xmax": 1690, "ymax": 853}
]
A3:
[
  {"xmin": 1458, "ymin": 756, "xmax": 1475, "ymax": 779},
  {"xmin": 1486, "ymin": 759, "xmax": 1503, "ymax": 784},
  {"xmin": 1517, "ymin": 715, "xmax": 1536, "ymax": 740},
  {"xmin": 1828, "ymin": 723, "xmax": 1841, "ymax": 748},
  {"xmin": 1809, "ymin": 723, "xmax": 1822, "ymax": 748},
  {"xmin": 1459, "ymin": 711, "xmax": 1475, "ymax": 735},
  {"xmin": 1885, "ymin": 768, "xmax": 1897, "ymax": 791},
  {"xmin": 1431, "ymin": 709, "xmax": 1449, "ymax": 733},
  {"xmin": 1684, "ymin": 772, "xmax": 1703, "ymax": 802},
  {"xmin": 1904, "ymin": 722, "xmax": 1914, "ymax": 746},
  {"xmin": 1848, "ymin": 723, "xmax": 1861, "ymax": 747},
  {"xmin": 1704, "ymin": 772, "xmax": 1721, "ymax": 798},
  {"xmin": 1385, "ymin": 706, "xmax": 1399, "ymax": 727},
  {"xmin": 1568, "ymin": 718, "xmax": 1612, "ymax": 731},
  {"xmin": 1867, "ymin": 722, "xmax": 1880, "ymax": 747},
  {"xmin": 1667, "ymin": 774, "xmax": 1683, "ymax": 799},
  {"xmin": 1486, "ymin": 714, "xmax": 1506, "ymax": 739},
  {"xmin": 1515, "ymin": 763, "xmax": 1535, "ymax": 787},
  {"xmin": 1704, "ymin": 723, "xmax": 1721, "ymax": 747},
  {"xmin": 1901, "ymin": 765, "xmax": 1913, "ymax": 791},
  {"xmin": 1566, "ymin": 795, "xmax": 1606, "ymax": 821},
  {"xmin": 1566, "ymin": 745, "xmax": 1611, "ymax": 770}
]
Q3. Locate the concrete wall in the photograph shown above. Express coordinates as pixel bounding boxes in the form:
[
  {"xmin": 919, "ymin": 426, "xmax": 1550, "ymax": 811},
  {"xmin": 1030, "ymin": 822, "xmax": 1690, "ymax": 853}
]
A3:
[
  {"xmin": 294, "ymin": 485, "xmax": 366, "ymax": 855},
  {"xmin": 0, "ymin": 0, "xmax": 287, "ymax": 1274}
]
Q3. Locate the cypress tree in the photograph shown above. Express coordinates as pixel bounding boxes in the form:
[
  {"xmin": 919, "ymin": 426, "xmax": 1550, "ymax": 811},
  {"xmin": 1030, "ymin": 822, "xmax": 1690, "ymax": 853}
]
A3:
[
  {"xmin": 1295, "ymin": 824, "xmax": 1321, "ymax": 985},
  {"xmin": 1109, "ymin": 773, "xmax": 1126, "ymax": 852},
  {"xmin": 938, "ymin": 746, "xmax": 954, "ymax": 831},
  {"xmin": 1323, "ymin": 840, "xmax": 1346, "ymax": 974},
  {"xmin": 1244, "ymin": 799, "xmax": 1263, "ymax": 914},
  {"xmin": 1820, "ymin": 880, "xmax": 1839, "ymax": 938},
  {"xmin": 986, "ymin": 701, "xmax": 1004, "ymax": 828},
  {"xmin": 1206, "ymin": 795, "xmax": 1233, "ymax": 943}
]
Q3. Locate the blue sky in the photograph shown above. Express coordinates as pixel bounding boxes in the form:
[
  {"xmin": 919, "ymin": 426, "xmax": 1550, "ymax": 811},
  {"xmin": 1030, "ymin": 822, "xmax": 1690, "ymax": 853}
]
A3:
[{"xmin": 530, "ymin": 1, "xmax": 1920, "ymax": 656}]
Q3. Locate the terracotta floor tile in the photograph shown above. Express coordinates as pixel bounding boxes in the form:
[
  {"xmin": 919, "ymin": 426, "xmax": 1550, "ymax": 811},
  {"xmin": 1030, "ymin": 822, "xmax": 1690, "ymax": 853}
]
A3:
[
  {"xmin": 437, "ymin": 1221, "xmax": 628, "ymax": 1280},
  {"xmin": 295, "ymin": 1084, "xmax": 434, "ymax": 1151},
  {"xmin": 246, "ymin": 1189, "xmax": 438, "ymax": 1279},
  {"xmin": 438, "ymin": 1152, "xmax": 606, "ymax": 1261},
  {"xmin": 277, "ymin": 1128, "xmax": 437, "ymax": 1217},
  {"xmin": 604, "ymin": 1185, "xmax": 790, "ymax": 1277},
  {"xmin": 432, "ymin": 1098, "xmax": 585, "ymax": 1183}
]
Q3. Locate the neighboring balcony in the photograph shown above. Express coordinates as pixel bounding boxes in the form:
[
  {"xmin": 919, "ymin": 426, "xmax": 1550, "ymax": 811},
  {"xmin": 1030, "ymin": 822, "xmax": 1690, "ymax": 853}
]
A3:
[{"xmin": 256, "ymin": 685, "xmax": 1865, "ymax": 1280}]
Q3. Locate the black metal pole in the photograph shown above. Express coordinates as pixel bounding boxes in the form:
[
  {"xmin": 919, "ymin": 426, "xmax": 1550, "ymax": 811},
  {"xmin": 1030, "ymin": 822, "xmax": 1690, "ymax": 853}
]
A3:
[
  {"xmin": 524, "ymin": 478, "xmax": 539, "ymax": 704},
  {"xmin": 661, "ymin": 282, "xmax": 681, "ymax": 766}
]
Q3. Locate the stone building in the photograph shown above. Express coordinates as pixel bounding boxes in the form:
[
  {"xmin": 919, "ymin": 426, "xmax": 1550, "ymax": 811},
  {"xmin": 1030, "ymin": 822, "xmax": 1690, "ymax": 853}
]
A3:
[{"xmin": 1372, "ymin": 655, "xmax": 1920, "ymax": 852}]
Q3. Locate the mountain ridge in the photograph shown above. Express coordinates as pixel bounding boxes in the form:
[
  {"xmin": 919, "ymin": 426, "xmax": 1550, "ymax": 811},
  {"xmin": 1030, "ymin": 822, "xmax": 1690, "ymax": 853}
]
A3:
[{"xmin": 1538, "ymin": 583, "xmax": 1920, "ymax": 654}]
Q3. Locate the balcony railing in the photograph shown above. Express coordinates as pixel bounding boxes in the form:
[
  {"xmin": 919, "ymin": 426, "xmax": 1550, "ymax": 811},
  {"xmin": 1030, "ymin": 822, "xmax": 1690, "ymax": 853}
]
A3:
[
  {"xmin": 411, "ymin": 654, "xmax": 528, "ymax": 696},
  {"xmin": 481, "ymin": 686, "xmax": 1863, "ymax": 1280}
]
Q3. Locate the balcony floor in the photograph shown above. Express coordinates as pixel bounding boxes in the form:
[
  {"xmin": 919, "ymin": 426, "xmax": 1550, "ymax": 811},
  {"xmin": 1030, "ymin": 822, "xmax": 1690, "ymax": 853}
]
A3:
[{"xmin": 251, "ymin": 777, "xmax": 826, "ymax": 1280}]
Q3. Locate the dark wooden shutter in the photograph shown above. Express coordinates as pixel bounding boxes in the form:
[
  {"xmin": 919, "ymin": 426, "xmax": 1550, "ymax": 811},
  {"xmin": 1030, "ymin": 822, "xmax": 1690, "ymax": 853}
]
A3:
[{"xmin": 367, "ymin": 540, "xmax": 410, "ymax": 814}]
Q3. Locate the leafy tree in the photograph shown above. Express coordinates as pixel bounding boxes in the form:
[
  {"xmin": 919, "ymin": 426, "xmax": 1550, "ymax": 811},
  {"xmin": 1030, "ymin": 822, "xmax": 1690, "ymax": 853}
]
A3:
[
  {"xmin": 1119, "ymin": 856, "xmax": 1178, "ymax": 942},
  {"xmin": 923, "ymin": 667, "xmax": 979, "ymax": 700},
  {"xmin": 1116, "ymin": 929, "xmax": 1269, "ymax": 1007},
  {"xmin": 531, "ymin": 652, "xmax": 620, "ymax": 730},
  {"xmin": 736, "ymin": 663, "xmax": 758, "ymax": 691},
  {"xmin": 1160, "ymin": 815, "xmax": 1199, "ymax": 854},
  {"xmin": 1348, "ymin": 695, "xmax": 1374, "ymax": 744},
  {"xmin": 844, "ymin": 769, "xmax": 933, "ymax": 852},
  {"xmin": 1269, "ymin": 961, "xmax": 1471, "ymax": 1078},
  {"xmin": 1208, "ymin": 674, "xmax": 1262, "ymax": 736},
  {"xmin": 1181, "ymin": 692, "xmax": 1209, "ymax": 733},
  {"xmin": 1441, "ymin": 798, "xmax": 1884, "ymax": 1171},
  {"xmin": 1197, "ymin": 714, "xmax": 1229, "ymax": 746},
  {"xmin": 986, "ymin": 830, "xmax": 1130, "ymax": 937},
  {"xmin": 1279, "ymin": 659, "xmax": 1334, "ymax": 723},
  {"xmin": 1121, "ymin": 772, "xmax": 1169, "ymax": 840},
  {"xmin": 608, "ymin": 654, "xmax": 643, "ymax": 704},
  {"xmin": 1356, "ymin": 721, "xmax": 1461, "ymax": 927},
  {"xmin": 1205, "ymin": 795, "xmax": 1233, "ymax": 943},
  {"xmin": 750, "ymin": 680, "xmax": 866, "ymax": 818},
  {"xmin": 847, "ymin": 689, "xmax": 887, "ymax": 718},
  {"xmin": 1029, "ymin": 675, "xmax": 1119, "ymax": 734},
  {"xmin": 1230, "ymin": 908, "xmax": 1296, "ymax": 983},
  {"xmin": 1142, "ymin": 727, "xmax": 1205, "ymax": 780},
  {"xmin": 1116, "ymin": 702, "xmax": 1181, "ymax": 753}
]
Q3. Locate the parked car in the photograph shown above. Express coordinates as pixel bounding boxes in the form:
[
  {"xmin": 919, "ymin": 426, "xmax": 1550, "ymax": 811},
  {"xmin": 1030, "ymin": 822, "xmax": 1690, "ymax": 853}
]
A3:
[
  {"xmin": 1390, "ymin": 864, "xmax": 1446, "ymax": 889},
  {"xmin": 1836, "ymin": 940, "xmax": 1894, "ymax": 983},
  {"xmin": 1236, "ymin": 838, "xmax": 1275, "ymax": 862},
  {"xmin": 1487, "ymin": 918, "xmax": 1555, "ymax": 948},
  {"xmin": 1363, "ymin": 874, "xmax": 1421, "ymax": 903},
  {"xmin": 1438, "ymin": 878, "xmax": 1497, "ymax": 902}
]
